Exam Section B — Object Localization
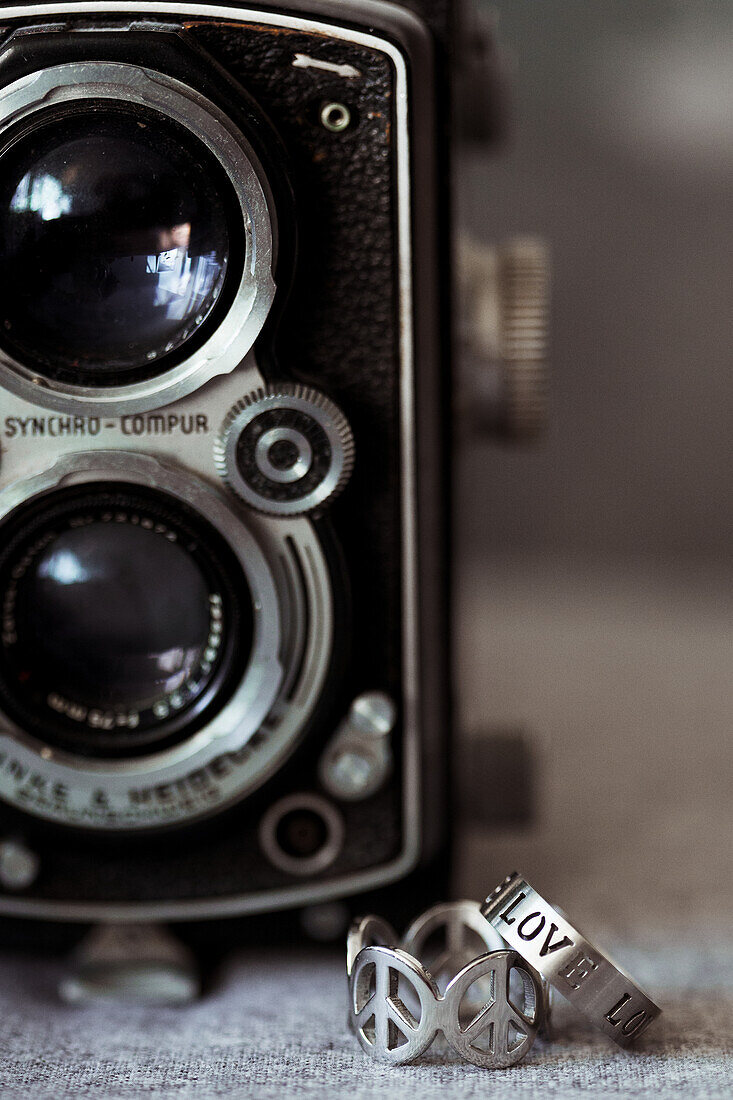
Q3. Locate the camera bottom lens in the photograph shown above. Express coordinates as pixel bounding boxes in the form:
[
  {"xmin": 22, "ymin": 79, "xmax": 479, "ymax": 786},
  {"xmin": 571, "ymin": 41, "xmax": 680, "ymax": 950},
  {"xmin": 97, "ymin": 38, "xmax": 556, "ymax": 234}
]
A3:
[{"xmin": 0, "ymin": 483, "xmax": 253, "ymax": 757}]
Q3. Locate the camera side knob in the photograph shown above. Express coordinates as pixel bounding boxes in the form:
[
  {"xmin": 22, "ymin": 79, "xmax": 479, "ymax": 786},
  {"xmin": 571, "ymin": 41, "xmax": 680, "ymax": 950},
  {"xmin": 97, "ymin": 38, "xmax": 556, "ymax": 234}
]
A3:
[
  {"xmin": 458, "ymin": 236, "xmax": 550, "ymax": 441},
  {"xmin": 216, "ymin": 384, "xmax": 355, "ymax": 516}
]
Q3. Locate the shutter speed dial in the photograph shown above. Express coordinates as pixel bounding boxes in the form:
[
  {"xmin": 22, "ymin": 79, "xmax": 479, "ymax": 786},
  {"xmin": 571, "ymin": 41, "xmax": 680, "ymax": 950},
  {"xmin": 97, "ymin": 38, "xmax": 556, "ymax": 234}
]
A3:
[{"xmin": 216, "ymin": 384, "xmax": 355, "ymax": 516}]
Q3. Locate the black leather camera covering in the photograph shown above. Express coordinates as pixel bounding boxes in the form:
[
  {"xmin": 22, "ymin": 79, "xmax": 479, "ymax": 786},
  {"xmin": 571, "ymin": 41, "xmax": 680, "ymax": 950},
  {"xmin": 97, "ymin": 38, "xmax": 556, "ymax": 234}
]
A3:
[{"xmin": 0, "ymin": 1, "xmax": 451, "ymax": 927}]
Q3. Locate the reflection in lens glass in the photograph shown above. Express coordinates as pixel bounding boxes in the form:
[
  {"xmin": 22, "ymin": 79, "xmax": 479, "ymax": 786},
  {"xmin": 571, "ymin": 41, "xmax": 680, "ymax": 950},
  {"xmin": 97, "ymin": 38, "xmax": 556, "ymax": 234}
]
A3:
[
  {"xmin": 0, "ymin": 105, "xmax": 238, "ymax": 384},
  {"xmin": 24, "ymin": 523, "xmax": 213, "ymax": 710},
  {"xmin": 0, "ymin": 485, "xmax": 253, "ymax": 757}
]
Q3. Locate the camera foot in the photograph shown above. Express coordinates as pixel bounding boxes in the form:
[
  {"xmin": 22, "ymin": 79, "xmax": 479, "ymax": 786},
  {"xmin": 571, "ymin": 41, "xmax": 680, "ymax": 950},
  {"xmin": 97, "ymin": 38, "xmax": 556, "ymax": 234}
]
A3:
[{"xmin": 58, "ymin": 922, "xmax": 201, "ymax": 1005}]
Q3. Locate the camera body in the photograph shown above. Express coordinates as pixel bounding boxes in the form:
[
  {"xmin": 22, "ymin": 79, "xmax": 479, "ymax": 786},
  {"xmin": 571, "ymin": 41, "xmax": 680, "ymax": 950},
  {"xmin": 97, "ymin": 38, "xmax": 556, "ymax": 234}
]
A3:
[{"xmin": 0, "ymin": 0, "xmax": 463, "ymax": 927}]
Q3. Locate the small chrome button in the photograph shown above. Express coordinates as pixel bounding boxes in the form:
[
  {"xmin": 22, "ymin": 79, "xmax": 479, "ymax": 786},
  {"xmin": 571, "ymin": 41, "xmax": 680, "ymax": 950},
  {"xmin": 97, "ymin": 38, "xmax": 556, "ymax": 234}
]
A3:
[
  {"xmin": 319, "ymin": 691, "xmax": 396, "ymax": 801},
  {"xmin": 0, "ymin": 838, "xmax": 40, "ymax": 892}
]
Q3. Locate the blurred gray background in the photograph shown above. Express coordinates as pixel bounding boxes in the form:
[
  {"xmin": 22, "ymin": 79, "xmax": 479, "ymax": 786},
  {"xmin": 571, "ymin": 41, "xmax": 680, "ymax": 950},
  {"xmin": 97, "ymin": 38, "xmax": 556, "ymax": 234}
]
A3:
[{"xmin": 454, "ymin": 0, "xmax": 732, "ymax": 936}]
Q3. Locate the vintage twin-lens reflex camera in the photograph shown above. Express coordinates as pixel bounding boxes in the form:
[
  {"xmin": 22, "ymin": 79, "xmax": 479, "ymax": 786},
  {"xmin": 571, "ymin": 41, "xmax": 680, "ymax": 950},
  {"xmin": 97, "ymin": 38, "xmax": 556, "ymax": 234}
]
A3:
[{"xmin": 0, "ymin": 0, "xmax": 547, "ymax": 972}]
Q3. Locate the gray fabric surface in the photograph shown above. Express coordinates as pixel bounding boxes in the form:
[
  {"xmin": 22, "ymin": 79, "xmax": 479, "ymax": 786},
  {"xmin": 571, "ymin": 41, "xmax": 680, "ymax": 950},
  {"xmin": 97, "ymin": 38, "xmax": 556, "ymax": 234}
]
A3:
[{"xmin": 0, "ymin": 939, "xmax": 730, "ymax": 1098}]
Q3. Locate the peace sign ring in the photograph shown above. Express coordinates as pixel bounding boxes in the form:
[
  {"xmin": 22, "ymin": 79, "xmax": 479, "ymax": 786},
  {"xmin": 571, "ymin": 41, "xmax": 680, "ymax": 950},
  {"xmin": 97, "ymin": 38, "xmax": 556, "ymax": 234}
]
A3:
[
  {"xmin": 442, "ymin": 950, "xmax": 541, "ymax": 1069},
  {"xmin": 347, "ymin": 903, "xmax": 544, "ymax": 1068},
  {"xmin": 401, "ymin": 900, "xmax": 505, "ymax": 989},
  {"xmin": 350, "ymin": 946, "xmax": 439, "ymax": 1064}
]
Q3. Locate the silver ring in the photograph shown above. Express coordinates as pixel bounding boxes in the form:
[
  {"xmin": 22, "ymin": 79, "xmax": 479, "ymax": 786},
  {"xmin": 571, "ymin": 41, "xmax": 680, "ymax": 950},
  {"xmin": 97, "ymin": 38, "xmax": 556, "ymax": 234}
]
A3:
[
  {"xmin": 481, "ymin": 873, "xmax": 661, "ymax": 1047},
  {"xmin": 400, "ymin": 900, "xmax": 554, "ymax": 1036},
  {"xmin": 400, "ymin": 899, "xmax": 506, "ymax": 990},
  {"xmin": 347, "ymin": 902, "xmax": 544, "ymax": 1068},
  {"xmin": 0, "ymin": 62, "xmax": 275, "ymax": 415}
]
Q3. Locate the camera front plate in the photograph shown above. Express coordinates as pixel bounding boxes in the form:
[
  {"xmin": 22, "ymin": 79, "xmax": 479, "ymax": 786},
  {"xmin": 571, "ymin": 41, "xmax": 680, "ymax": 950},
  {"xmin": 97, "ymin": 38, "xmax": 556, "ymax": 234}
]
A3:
[{"xmin": 0, "ymin": 0, "xmax": 448, "ymax": 921}]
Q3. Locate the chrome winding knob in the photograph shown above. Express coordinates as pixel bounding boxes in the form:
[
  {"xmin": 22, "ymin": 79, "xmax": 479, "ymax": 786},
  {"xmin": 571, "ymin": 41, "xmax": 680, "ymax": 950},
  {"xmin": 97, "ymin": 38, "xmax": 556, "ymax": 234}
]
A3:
[
  {"xmin": 216, "ymin": 383, "xmax": 355, "ymax": 516},
  {"xmin": 459, "ymin": 236, "xmax": 550, "ymax": 441}
]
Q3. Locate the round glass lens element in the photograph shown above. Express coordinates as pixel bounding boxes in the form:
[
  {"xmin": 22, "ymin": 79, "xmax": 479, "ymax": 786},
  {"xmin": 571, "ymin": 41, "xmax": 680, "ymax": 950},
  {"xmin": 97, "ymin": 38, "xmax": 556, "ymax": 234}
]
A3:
[
  {"xmin": 0, "ymin": 105, "xmax": 240, "ymax": 386},
  {"xmin": 18, "ymin": 523, "xmax": 212, "ymax": 710},
  {"xmin": 0, "ymin": 484, "xmax": 253, "ymax": 757}
]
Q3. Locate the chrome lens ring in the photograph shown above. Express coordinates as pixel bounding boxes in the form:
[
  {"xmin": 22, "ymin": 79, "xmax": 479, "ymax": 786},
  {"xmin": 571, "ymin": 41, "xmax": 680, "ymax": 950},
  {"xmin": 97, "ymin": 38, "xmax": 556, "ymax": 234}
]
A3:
[
  {"xmin": 0, "ymin": 62, "xmax": 276, "ymax": 415},
  {"xmin": 0, "ymin": 452, "xmax": 286, "ymax": 828}
]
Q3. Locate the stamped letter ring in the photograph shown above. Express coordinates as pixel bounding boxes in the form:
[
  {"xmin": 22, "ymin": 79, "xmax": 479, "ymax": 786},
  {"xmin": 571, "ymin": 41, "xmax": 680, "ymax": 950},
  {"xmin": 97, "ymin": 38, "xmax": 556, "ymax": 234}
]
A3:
[{"xmin": 482, "ymin": 873, "xmax": 661, "ymax": 1047}]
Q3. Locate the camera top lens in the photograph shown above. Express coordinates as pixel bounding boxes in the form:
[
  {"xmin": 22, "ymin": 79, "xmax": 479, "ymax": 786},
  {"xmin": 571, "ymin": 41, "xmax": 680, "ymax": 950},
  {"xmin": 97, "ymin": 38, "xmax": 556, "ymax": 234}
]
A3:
[
  {"xmin": 0, "ymin": 103, "xmax": 242, "ymax": 386},
  {"xmin": 0, "ymin": 483, "xmax": 253, "ymax": 757}
]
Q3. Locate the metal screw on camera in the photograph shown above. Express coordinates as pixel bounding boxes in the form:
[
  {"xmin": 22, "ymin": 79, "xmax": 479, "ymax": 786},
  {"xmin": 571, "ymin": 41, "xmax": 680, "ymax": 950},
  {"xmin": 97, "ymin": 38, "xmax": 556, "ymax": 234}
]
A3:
[
  {"xmin": 0, "ymin": 838, "xmax": 40, "ymax": 892},
  {"xmin": 319, "ymin": 692, "xmax": 396, "ymax": 801},
  {"xmin": 320, "ymin": 101, "xmax": 351, "ymax": 133}
]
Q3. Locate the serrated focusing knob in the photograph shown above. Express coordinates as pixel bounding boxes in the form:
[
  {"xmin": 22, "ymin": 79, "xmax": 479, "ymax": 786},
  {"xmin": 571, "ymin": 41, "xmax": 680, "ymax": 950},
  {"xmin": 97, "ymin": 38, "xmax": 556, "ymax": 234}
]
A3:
[
  {"xmin": 459, "ymin": 236, "xmax": 550, "ymax": 441},
  {"xmin": 216, "ymin": 384, "xmax": 355, "ymax": 516}
]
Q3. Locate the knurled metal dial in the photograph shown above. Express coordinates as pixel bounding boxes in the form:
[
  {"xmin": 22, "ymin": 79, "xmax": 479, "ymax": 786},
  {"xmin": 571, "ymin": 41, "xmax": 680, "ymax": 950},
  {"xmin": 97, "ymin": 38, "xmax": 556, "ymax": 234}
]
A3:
[
  {"xmin": 459, "ymin": 236, "xmax": 550, "ymax": 441},
  {"xmin": 216, "ymin": 384, "xmax": 355, "ymax": 516},
  {"xmin": 498, "ymin": 238, "xmax": 550, "ymax": 439}
]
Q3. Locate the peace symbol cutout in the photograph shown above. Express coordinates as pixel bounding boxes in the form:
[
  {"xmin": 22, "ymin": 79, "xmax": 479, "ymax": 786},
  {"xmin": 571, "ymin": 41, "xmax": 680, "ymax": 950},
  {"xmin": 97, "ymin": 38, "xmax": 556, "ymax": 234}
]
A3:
[
  {"xmin": 443, "ymin": 949, "xmax": 542, "ymax": 1069},
  {"xmin": 349, "ymin": 946, "xmax": 439, "ymax": 1064},
  {"xmin": 401, "ymin": 900, "xmax": 506, "ymax": 991}
]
